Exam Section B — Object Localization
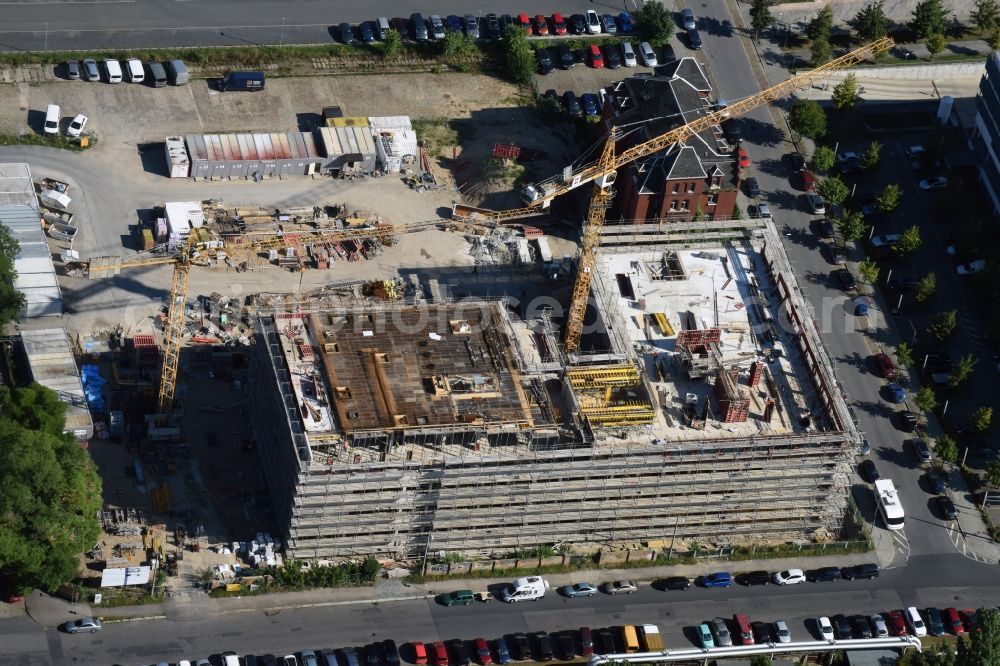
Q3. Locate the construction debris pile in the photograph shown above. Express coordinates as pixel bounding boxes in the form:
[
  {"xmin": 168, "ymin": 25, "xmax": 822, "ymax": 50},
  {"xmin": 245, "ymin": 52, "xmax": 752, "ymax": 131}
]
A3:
[{"xmin": 234, "ymin": 532, "xmax": 284, "ymax": 568}]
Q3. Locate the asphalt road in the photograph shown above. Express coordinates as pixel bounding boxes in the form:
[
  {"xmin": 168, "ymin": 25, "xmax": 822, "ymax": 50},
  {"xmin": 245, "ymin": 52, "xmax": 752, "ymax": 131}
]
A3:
[
  {"xmin": 1, "ymin": 555, "xmax": 998, "ymax": 666},
  {"xmin": 0, "ymin": 0, "xmax": 639, "ymax": 52}
]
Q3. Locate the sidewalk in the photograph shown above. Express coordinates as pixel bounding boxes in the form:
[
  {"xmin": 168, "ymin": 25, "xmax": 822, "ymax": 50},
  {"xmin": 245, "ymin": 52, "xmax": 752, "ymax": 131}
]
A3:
[{"xmin": 22, "ymin": 551, "xmax": 886, "ymax": 627}]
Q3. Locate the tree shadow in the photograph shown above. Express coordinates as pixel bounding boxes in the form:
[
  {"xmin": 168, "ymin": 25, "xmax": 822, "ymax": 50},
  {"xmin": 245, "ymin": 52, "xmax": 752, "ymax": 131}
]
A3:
[{"xmin": 740, "ymin": 117, "xmax": 786, "ymax": 147}]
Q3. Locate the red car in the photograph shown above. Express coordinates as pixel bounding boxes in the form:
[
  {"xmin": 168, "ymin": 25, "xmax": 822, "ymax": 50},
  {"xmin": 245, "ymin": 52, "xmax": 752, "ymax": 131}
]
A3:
[
  {"xmin": 516, "ymin": 13, "xmax": 531, "ymax": 31},
  {"xmin": 412, "ymin": 642, "xmax": 428, "ymax": 665},
  {"xmin": 430, "ymin": 642, "xmax": 449, "ymax": 666},
  {"xmin": 888, "ymin": 610, "xmax": 909, "ymax": 636},
  {"xmin": 960, "ymin": 609, "xmax": 977, "ymax": 633},
  {"xmin": 473, "ymin": 638, "xmax": 492, "ymax": 665},
  {"xmin": 534, "ymin": 15, "xmax": 549, "ymax": 35},
  {"xmin": 799, "ymin": 169, "xmax": 816, "ymax": 191},
  {"xmin": 589, "ymin": 44, "xmax": 604, "ymax": 68},
  {"xmin": 551, "ymin": 13, "xmax": 568, "ymax": 35},
  {"xmin": 738, "ymin": 148, "xmax": 750, "ymax": 168},
  {"xmin": 579, "ymin": 627, "xmax": 593, "ymax": 657},
  {"xmin": 945, "ymin": 607, "xmax": 964, "ymax": 635}
]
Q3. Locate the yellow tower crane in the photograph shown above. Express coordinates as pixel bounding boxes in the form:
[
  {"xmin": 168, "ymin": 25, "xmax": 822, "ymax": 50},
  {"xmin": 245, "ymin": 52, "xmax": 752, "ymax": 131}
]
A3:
[{"xmin": 450, "ymin": 38, "xmax": 894, "ymax": 351}]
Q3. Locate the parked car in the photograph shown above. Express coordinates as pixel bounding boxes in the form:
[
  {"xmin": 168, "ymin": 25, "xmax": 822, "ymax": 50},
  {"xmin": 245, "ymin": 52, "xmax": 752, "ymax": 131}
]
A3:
[
  {"xmin": 658, "ymin": 576, "xmax": 691, "ymax": 590},
  {"xmin": 485, "ymin": 14, "xmax": 501, "ymax": 39},
  {"xmin": 560, "ymin": 582, "xmax": 597, "ymax": 598},
  {"xmin": 755, "ymin": 203, "xmax": 772, "ymax": 218},
  {"xmin": 593, "ymin": 629, "xmax": 614, "ymax": 655},
  {"xmin": 831, "ymin": 614, "xmax": 853, "ymax": 640},
  {"xmin": 536, "ymin": 49, "xmax": 553, "ymax": 74},
  {"xmin": 603, "ymin": 45, "xmax": 622, "ymax": 69},
  {"xmin": 750, "ymin": 621, "xmax": 773, "ymax": 644},
  {"xmin": 816, "ymin": 219, "xmax": 835, "ymax": 237},
  {"xmin": 736, "ymin": 570, "xmax": 770, "ymax": 586},
  {"xmin": 816, "ymin": 617, "xmax": 834, "ymax": 641},
  {"xmin": 709, "ymin": 617, "xmax": 732, "ymax": 647},
  {"xmin": 600, "ymin": 14, "xmax": 617, "ymax": 34},
  {"xmin": 534, "ymin": 15, "xmax": 549, "ymax": 36},
  {"xmin": 65, "ymin": 113, "xmax": 87, "ymax": 138},
  {"xmin": 507, "ymin": 634, "xmax": 531, "ymax": 661},
  {"xmin": 807, "ymin": 567, "xmax": 842, "ymax": 583},
  {"xmin": 62, "ymin": 617, "xmax": 102, "ymax": 634},
  {"xmin": 738, "ymin": 147, "xmax": 751, "ymax": 168},
  {"xmin": 888, "ymin": 610, "xmax": 909, "ymax": 636},
  {"xmin": 744, "ymin": 177, "xmax": 760, "ymax": 197},
  {"xmin": 837, "ymin": 269, "xmax": 856, "ymax": 291},
  {"xmin": 772, "ymin": 569, "xmax": 806, "ymax": 585},
  {"xmin": 925, "ymin": 469, "xmax": 946, "ymax": 493},
  {"xmin": 340, "ymin": 647, "xmax": 362, "ymax": 666},
  {"xmin": 945, "ymin": 607, "xmax": 965, "ymax": 634},
  {"xmin": 900, "ymin": 411, "xmax": 919, "ymax": 432},
  {"xmin": 702, "ymin": 572, "xmax": 733, "ymax": 588},
  {"xmin": 936, "ymin": 495, "xmax": 958, "ymax": 519},
  {"xmin": 554, "ymin": 633, "xmax": 574, "ymax": 661},
  {"xmin": 886, "ymin": 382, "xmax": 905, "ymax": 403},
  {"xmin": 924, "ymin": 608, "xmax": 945, "ymax": 637},
  {"xmin": 686, "ymin": 28, "xmax": 703, "ymax": 49},
  {"xmin": 617, "ymin": 12, "xmax": 634, "ymax": 33},
  {"xmin": 585, "ymin": 10, "xmax": 601, "ymax": 34},
  {"xmin": 859, "ymin": 459, "xmax": 880, "ymax": 483},
  {"xmin": 681, "ymin": 8, "xmax": 697, "ymax": 29},
  {"xmin": 499, "ymin": 14, "xmax": 514, "ymax": 34},
  {"xmin": 841, "ymin": 563, "xmax": 879, "ymax": 581},
  {"xmin": 428, "ymin": 15, "xmax": 446, "ymax": 40},
  {"xmin": 447, "ymin": 640, "xmax": 469, "ymax": 666},
  {"xmin": 569, "ymin": 14, "xmax": 587, "ymax": 34},
  {"xmin": 366, "ymin": 642, "xmax": 385, "ymax": 666},
  {"xmin": 774, "ymin": 621, "xmax": 791, "ymax": 643},
  {"xmin": 589, "ymin": 44, "xmax": 604, "ymax": 68},
  {"xmin": 919, "ymin": 176, "xmax": 948, "ymax": 190},
  {"xmin": 639, "ymin": 42, "xmax": 658, "ymax": 67},
  {"xmin": 428, "ymin": 643, "xmax": 448, "ymax": 666},
  {"xmin": 463, "ymin": 15, "xmax": 480, "ymax": 38},
  {"xmin": 515, "ymin": 13, "xmax": 531, "ymax": 31},
  {"xmin": 957, "ymin": 259, "xmax": 987, "ymax": 275},
  {"xmin": 531, "ymin": 633, "xmax": 553, "ymax": 662},
  {"xmin": 493, "ymin": 639, "xmax": 511, "ymax": 665},
  {"xmin": 851, "ymin": 615, "xmax": 873, "ymax": 638},
  {"xmin": 557, "ymin": 44, "xmax": 574, "ymax": 69},
  {"xmin": 581, "ymin": 93, "xmax": 599, "ymax": 116},
  {"xmin": 602, "ymin": 579, "xmax": 637, "ymax": 595},
  {"xmin": 697, "ymin": 623, "xmax": 715, "ymax": 649},
  {"xmin": 359, "ymin": 21, "xmax": 376, "ymax": 42},
  {"xmin": 82, "ymin": 58, "xmax": 99, "ymax": 81},
  {"xmin": 338, "ymin": 22, "xmax": 355, "ymax": 44},
  {"xmin": 806, "ymin": 193, "xmax": 826, "ymax": 215},
  {"xmin": 563, "ymin": 91, "xmax": 581, "ymax": 116},
  {"xmin": 909, "ymin": 438, "xmax": 932, "ymax": 463},
  {"xmin": 446, "ymin": 15, "xmax": 463, "ymax": 32},
  {"xmin": 65, "ymin": 60, "xmax": 80, "ymax": 80},
  {"xmin": 472, "ymin": 638, "xmax": 492, "ymax": 666},
  {"xmin": 551, "ymin": 13, "xmax": 567, "ymax": 35},
  {"xmin": 578, "ymin": 628, "xmax": 593, "ymax": 657},
  {"xmin": 438, "ymin": 590, "xmax": 475, "ymax": 606},
  {"xmin": 723, "ymin": 118, "xmax": 743, "ymax": 144}
]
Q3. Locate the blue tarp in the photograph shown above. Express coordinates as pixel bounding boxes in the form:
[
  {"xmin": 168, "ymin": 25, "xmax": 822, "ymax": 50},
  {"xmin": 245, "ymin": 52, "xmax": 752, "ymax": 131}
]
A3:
[{"xmin": 80, "ymin": 364, "xmax": 106, "ymax": 413}]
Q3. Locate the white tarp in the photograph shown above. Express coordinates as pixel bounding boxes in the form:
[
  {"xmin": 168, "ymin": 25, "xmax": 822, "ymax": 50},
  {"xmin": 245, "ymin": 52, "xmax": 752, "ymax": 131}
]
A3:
[
  {"xmin": 100, "ymin": 566, "xmax": 151, "ymax": 588},
  {"xmin": 39, "ymin": 189, "xmax": 71, "ymax": 210}
]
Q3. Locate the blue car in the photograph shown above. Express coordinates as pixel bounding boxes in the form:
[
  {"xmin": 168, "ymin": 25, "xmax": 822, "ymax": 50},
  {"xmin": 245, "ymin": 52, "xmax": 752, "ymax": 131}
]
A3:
[
  {"xmin": 494, "ymin": 638, "xmax": 512, "ymax": 665},
  {"xmin": 359, "ymin": 21, "xmax": 376, "ymax": 42},
  {"xmin": 446, "ymin": 15, "xmax": 463, "ymax": 32},
  {"xmin": 617, "ymin": 12, "xmax": 634, "ymax": 33},
  {"xmin": 887, "ymin": 383, "xmax": 905, "ymax": 403},
  {"xmin": 581, "ymin": 93, "xmax": 599, "ymax": 116},
  {"xmin": 703, "ymin": 572, "xmax": 733, "ymax": 588}
]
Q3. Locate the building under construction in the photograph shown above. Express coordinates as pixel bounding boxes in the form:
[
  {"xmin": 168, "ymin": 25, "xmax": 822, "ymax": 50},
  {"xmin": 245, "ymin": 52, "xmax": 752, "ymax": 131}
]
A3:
[{"xmin": 249, "ymin": 216, "xmax": 860, "ymax": 561}]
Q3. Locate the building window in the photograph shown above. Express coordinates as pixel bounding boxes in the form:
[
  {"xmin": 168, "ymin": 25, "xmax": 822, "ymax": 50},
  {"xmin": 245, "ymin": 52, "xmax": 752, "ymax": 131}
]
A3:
[
  {"xmin": 671, "ymin": 183, "xmax": 680, "ymax": 194},
  {"xmin": 686, "ymin": 183, "xmax": 696, "ymax": 194},
  {"xmin": 680, "ymin": 201, "xmax": 690, "ymax": 211},
  {"xmin": 707, "ymin": 194, "xmax": 718, "ymax": 206},
  {"xmin": 669, "ymin": 200, "xmax": 678, "ymax": 211},
  {"xmin": 712, "ymin": 176, "xmax": 722, "ymax": 188}
]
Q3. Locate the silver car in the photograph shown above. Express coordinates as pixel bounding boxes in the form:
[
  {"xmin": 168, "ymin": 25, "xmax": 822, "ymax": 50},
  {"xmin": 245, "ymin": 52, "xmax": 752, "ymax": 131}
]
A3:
[
  {"xmin": 710, "ymin": 617, "xmax": 732, "ymax": 646},
  {"xmin": 82, "ymin": 58, "xmax": 99, "ymax": 81},
  {"xmin": 774, "ymin": 620, "xmax": 791, "ymax": 643},
  {"xmin": 870, "ymin": 614, "xmax": 889, "ymax": 637},
  {"xmin": 602, "ymin": 579, "xmax": 638, "ymax": 594},
  {"xmin": 681, "ymin": 8, "xmax": 696, "ymax": 29},
  {"xmin": 560, "ymin": 582, "xmax": 598, "ymax": 598},
  {"xmin": 62, "ymin": 617, "xmax": 102, "ymax": 633},
  {"xmin": 639, "ymin": 42, "xmax": 658, "ymax": 67}
]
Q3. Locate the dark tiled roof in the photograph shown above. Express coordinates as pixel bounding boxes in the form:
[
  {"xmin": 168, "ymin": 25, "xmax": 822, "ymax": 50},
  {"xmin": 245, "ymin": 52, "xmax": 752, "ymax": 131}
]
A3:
[
  {"xmin": 663, "ymin": 145, "xmax": 707, "ymax": 180},
  {"xmin": 658, "ymin": 57, "xmax": 712, "ymax": 93}
]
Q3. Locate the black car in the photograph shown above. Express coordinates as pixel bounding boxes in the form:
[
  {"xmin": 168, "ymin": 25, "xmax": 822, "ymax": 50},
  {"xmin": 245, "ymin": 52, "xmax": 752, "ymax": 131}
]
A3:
[
  {"xmin": 603, "ymin": 45, "xmax": 622, "ymax": 69},
  {"xmin": 723, "ymin": 119, "xmax": 742, "ymax": 144},
  {"xmin": 536, "ymin": 48, "xmax": 553, "ymax": 74},
  {"xmin": 661, "ymin": 43, "xmax": 677, "ymax": 62},
  {"xmin": 817, "ymin": 219, "xmax": 835, "ymax": 238},
  {"xmin": 531, "ymin": 632, "xmax": 553, "ymax": 662},
  {"xmin": 687, "ymin": 28, "xmax": 703, "ymax": 49},
  {"xmin": 366, "ymin": 643, "xmax": 384, "ymax": 666},
  {"xmin": 837, "ymin": 269, "xmax": 856, "ymax": 291},
  {"xmin": 359, "ymin": 21, "xmax": 376, "ymax": 42},
  {"xmin": 594, "ymin": 628, "xmax": 615, "ymax": 654},
  {"xmin": 859, "ymin": 459, "xmax": 879, "ymax": 483},
  {"xmin": 744, "ymin": 177, "xmax": 760, "ymax": 197},
  {"xmin": 925, "ymin": 607, "xmax": 946, "ymax": 636},
  {"xmin": 851, "ymin": 614, "xmax": 873, "ymax": 638},
  {"xmin": 382, "ymin": 640, "xmax": 400, "ymax": 666},
  {"xmin": 900, "ymin": 412, "xmax": 920, "ymax": 433},
  {"xmin": 659, "ymin": 576, "xmax": 691, "ymax": 590},
  {"xmin": 750, "ymin": 621, "xmax": 773, "ymax": 644},
  {"xmin": 499, "ymin": 14, "xmax": 514, "ymax": 34},
  {"xmin": 338, "ymin": 22, "xmax": 355, "ymax": 44},
  {"xmin": 936, "ymin": 495, "xmax": 958, "ymax": 519},
  {"xmin": 737, "ymin": 570, "xmax": 770, "ymax": 586},
  {"xmin": 889, "ymin": 276, "xmax": 920, "ymax": 292},
  {"xmin": 807, "ymin": 566, "xmax": 842, "ymax": 582},
  {"xmin": 554, "ymin": 632, "xmax": 574, "ymax": 661},
  {"xmin": 842, "ymin": 563, "xmax": 880, "ymax": 580},
  {"xmin": 925, "ymin": 469, "xmax": 946, "ymax": 494},
  {"xmin": 448, "ymin": 640, "xmax": 470, "ymax": 666},
  {"xmin": 486, "ymin": 13, "xmax": 501, "ymax": 39},
  {"xmin": 785, "ymin": 152, "xmax": 807, "ymax": 172},
  {"xmin": 507, "ymin": 634, "xmax": 531, "ymax": 661},
  {"xmin": 556, "ymin": 43, "xmax": 574, "ymax": 69},
  {"xmin": 569, "ymin": 14, "xmax": 587, "ymax": 34},
  {"xmin": 563, "ymin": 91, "xmax": 581, "ymax": 116},
  {"xmin": 831, "ymin": 614, "xmax": 853, "ymax": 639}
]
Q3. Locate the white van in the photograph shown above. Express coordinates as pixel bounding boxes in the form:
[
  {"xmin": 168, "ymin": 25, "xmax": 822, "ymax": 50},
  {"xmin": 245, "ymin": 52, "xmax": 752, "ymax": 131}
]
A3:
[
  {"xmin": 377, "ymin": 16, "xmax": 390, "ymax": 39},
  {"xmin": 125, "ymin": 58, "xmax": 144, "ymax": 83},
  {"xmin": 501, "ymin": 576, "xmax": 549, "ymax": 602},
  {"xmin": 44, "ymin": 104, "xmax": 60, "ymax": 135},
  {"xmin": 104, "ymin": 59, "xmax": 123, "ymax": 83}
]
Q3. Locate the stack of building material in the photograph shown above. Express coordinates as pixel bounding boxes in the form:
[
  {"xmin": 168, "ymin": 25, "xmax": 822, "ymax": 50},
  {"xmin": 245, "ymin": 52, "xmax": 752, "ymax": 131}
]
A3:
[
  {"xmin": 238, "ymin": 532, "xmax": 283, "ymax": 568},
  {"xmin": 369, "ymin": 116, "xmax": 418, "ymax": 174},
  {"xmin": 165, "ymin": 201, "xmax": 204, "ymax": 247}
]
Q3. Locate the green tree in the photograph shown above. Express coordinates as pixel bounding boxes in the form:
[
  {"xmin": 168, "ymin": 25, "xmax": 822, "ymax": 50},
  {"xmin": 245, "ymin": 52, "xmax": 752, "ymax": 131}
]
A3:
[
  {"xmin": 852, "ymin": 1, "xmax": 891, "ymax": 42},
  {"xmin": 0, "ymin": 225, "xmax": 24, "ymax": 327},
  {"xmin": 935, "ymin": 434, "xmax": 959, "ymax": 463},
  {"xmin": 789, "ymin": 99, "xmax": 828, "ymax": 139},
  {"xmin": 811, "ymin": 39, "xmax": 833, "ymax": 65},
  {"xmin": 832, "ymin": 74, "xmax": 862, "ymax": 109},
  {"xmin": 972, "ymin": 0, "xmax": 1000, "ymax": 35},
  {"xmin": 972, "ymin": 406, "xmax": 994, "ymax": 433},
  {"xmin": 732, "ymin": 203, "xmax": 743, "ymax": 219},
  {"xmin": 915, "ymin": 271, "xmax": 937, "ymax": 303},
  {"xmin": 535, "ymin": 92, "xmax": 564, "ymax": 121},
  {"xmin": 896, "ymin": 340, "xmax": 915, "ymax": 367},
  {"xmin": 948, "ymin": 354, "xmax": 978, "ymax": 389},
  {"xmin": 861, "ymin": 140, "xmax": 883, "ymax": 170},
  {"xmin": 503, "ymin": 25, "xmax": 535, "ymax": 85},
  {"xmin": 911, "ymin": 644, "xmax": 957, "ymax": 666},
  {"xmin": 807, "ymin": 5, "xmax": 834, "ymax": 41},
  {"xmin": 838, "ymin": 210, "xmax": 867, "ymax": 242},
  {"xmin": 928, "ymin": 310, "xmax": 957, "ymax": 340},
  {"xmin": 750, "ymin": 656, "xmax": 773, "ymax": 666},
  {"xmin": 956, "ymin": 607, "xmax": 1000, "ymax": 665},
  {"xmin": 986, "ymin": 455, "xmax": 1000, "ymax": 488},
  {"xmin": 911, "ymin": 0, "xmax": 949, "ymax": 39},
  {"xmin": 749, "ymin": 0, "xmax": 773, "ymax": 41},
  {"xmin": 812, "ymin": 145, "xmax": 836, "ymax": 173},
  {"xmin": 894, "ymin": 224, "xmax": 922, "ymax": 256},
  {"xmin": 991, "ymin": 29, "xmax": 1000, "ymax": 51},
  {"xmin": 876, "ymin": 183, "xmax": 902, "ymax": 213},
  {"xmin": 859, "ymin": 257, "xmax": 879, "ymax": 283},
  {"xmin": 637, "ymin": 0, "xmax": 672, "ymax": 41},
  {"xmin": 927, "ymin": 32, "xmax": 946, "ymax": 59},
  {"xmin": 441, "ymin": 30, "xmax": 477, "ymax": 58},
  {"xmin": 818, "ymin": 175, "xmax": 850, "ymax": 206},
  {"xmin": 0, "ymin": 384, "xmax": 102, "ymax": 593},
  {"xmin": 381, "ymin": 28, "xmax": 403, "ymax": 58},
  {"xmin": 915, "ymin": 387, "xmax": 937, "ymax": 412}
]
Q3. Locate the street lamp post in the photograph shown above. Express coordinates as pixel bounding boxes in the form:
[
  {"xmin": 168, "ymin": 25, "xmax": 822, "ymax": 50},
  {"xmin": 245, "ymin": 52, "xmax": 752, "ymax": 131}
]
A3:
[
  {"xmin": 280, "ymin": 16, "xmax": 286, "ymax": 46},
  {"xmin": 667, "ymin": 516, "xmax": 685, "ymax": 560},
  {"xmin": 44, "ymin": 22, "xmax": 49, "ymax": 53}
]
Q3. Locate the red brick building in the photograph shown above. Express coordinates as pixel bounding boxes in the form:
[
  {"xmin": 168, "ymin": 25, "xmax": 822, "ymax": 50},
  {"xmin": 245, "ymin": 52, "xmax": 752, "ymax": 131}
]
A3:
[{"xmin": 603, "ymin": 58, "xmax": 740, "ymax": 222}]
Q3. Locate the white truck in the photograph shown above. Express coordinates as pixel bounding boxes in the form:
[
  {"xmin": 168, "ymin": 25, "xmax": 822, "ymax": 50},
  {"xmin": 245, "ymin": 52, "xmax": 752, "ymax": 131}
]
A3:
[{"xmin": 501, "ymin": 576, "xmax": 549, "ymax": 602}]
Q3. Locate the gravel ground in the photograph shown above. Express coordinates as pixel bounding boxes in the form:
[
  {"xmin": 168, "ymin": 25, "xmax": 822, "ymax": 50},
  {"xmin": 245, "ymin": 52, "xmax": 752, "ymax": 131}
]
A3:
[{"xmin": 765, "ymin": 0, "xmax": 975, "ymax": 31}]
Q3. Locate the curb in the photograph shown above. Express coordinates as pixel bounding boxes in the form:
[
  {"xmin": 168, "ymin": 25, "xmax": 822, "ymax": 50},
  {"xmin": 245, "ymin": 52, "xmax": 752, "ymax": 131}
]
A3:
[
  {"xmin": 220, "ymin": 593, "xmax": 434, "ymax": 615},
  {"xmin": 100, "ymin": 614, "xmax": 168, "ymax": 624}
]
